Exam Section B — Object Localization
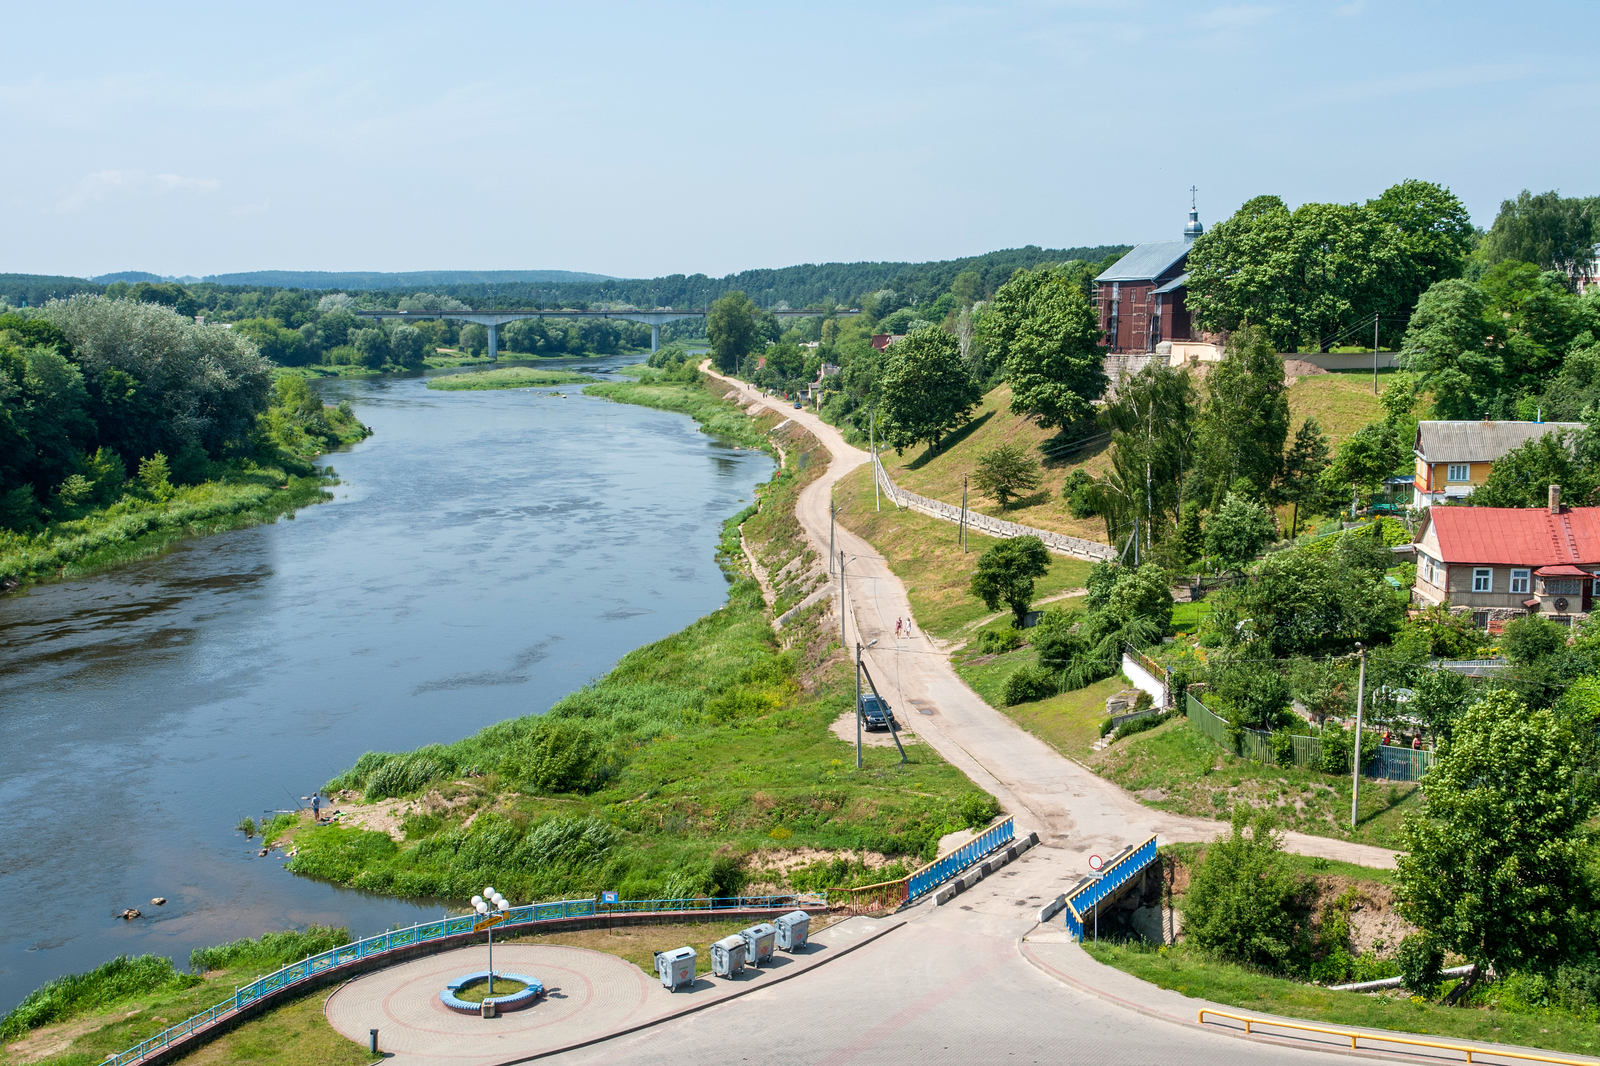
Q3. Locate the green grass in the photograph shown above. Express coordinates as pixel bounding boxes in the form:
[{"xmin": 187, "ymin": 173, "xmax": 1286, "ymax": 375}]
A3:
[
  {"xmin": 585, "ymin": 374, "xmax": 771, "ymax": 450},
  {"xmin": 426, "ymin": 366, "xmax": 597, "ymax": 390},
  {"xmin": 1170, "ymin": 600, "xmax": 1212, "ymax": 634},
  {"xmin": 1092, "ymin": 717, "xmax": 1418, "ymax": 848},
  {"xmin": 1286, "ymin": 373, "xmax": 1388, "ymax": 447},
  {"xmin": 833, "ymin": 464, "xmax": 1093, "ymax": 642},
  {"xmin": 451, "ymin": 978, "xmax": 529, "ymax": 1004},
  {"xmin": 1083, "ymin": 940, "xmax": 1600, "ymax": 1059}
]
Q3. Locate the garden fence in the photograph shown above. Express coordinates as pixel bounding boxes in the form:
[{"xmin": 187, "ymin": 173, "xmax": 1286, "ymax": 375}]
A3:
[{"xmin": 1184, "ymin": 693, "xmax": 1433, "ymax": 782}]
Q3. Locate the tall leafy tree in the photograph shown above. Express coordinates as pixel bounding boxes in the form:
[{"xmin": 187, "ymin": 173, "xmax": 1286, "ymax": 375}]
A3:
[
  {"xmin": 1468, "ymin": 429, "xmax": 1597, "ymax": 508},
  {"xmin": 1363, "ymin": 180, "xmax": 1474, "ymax": 344},
  {"xmin": 706, "ymin": 291, "xmax": 760, "ymax": 374},
  {"xmin": 1481, "ymin": 189, "xmax": 1599, "ymax": 281},
  {"xmin": 969, "ymin": 535, "xmax": 1052, "ymax": 625},
  {"xmin": 1399, "ymin": 278, "xmax": 1496, "ymax": 419},
  {"xmin": 1398, "ymin": 692, "xmax": 1599, "ymax": 993},
  {"xmin": 1097, "ymin": 361, "xmax": 1197, "ymax": 548},
  {"xmin": 1202, "ymin": 491, "xmax": 1276, "ymax": 574},
  {"xmin": 1186, "ymin": 195, "xmax": 1299, "ymax": 349},
  {"xmin": 1323, "ymin": 420, "xmax": 1406, "ymax": 513},
  {"xmin": 1195, "ymin": 325, "xmax": 1290, "ymax": 505},
  {"xmin": 877, "ymin": 326, "xmax": 981, "ymax": 454},
  {"xmin": 987, "ymin": 265, "xmax": 1106, "ymax": 429}
]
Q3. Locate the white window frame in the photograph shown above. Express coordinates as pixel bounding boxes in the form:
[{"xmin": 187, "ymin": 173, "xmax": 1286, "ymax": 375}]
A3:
[
  {"xmin": 1472, "ymin": 568, "xmax": 1493, "ymax": 593},
  {"xmin": 1510, "ymin": 569, "xmax": 1531, "ymax": 594},
  {"xmin": 1447, "ymin": 463, "xmax": 1471, "ymax": 483}
]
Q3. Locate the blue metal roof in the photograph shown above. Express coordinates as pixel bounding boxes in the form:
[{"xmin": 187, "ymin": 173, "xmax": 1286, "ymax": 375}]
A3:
[
  {"xmin": 1151, "ymin": 271, "xmax": 1189, "ymax": 295},
  {"xmin": 1095, "ymin": 239, "xmax": 1191, "ymax": 283}
]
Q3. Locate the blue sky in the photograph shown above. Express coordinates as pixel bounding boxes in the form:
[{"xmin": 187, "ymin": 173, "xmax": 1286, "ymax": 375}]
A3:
[{"xmin": 4, "ymin": 1, "xmax": 1596, "ymax": 280}]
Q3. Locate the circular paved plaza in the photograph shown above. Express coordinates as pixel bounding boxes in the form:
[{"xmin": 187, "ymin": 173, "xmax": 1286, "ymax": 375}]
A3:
[{"xmin": 325, "ymin": 943, "xmax": 666, "ymax": 1063}]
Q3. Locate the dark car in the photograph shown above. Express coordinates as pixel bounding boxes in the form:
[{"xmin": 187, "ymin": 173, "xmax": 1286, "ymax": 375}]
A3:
[
  {"xmin": 793, "ymin": 401, "xmax": 802, "ymax": 409},
  {"xmin": 858, "ymin": 693, "xmax": 895, "ymax": 731}
]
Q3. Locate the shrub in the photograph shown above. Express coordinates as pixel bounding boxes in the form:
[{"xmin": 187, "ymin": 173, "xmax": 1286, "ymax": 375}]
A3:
[
  {"xmin": 1113, "ymin": 709, "xmax": 1177, "ymax": 742},
  {"xmin": 957, "ymin": 791, "xmax": 1002, "ymax": 830},
  {"xmin": 977, "ymin": 627, "xmax": 1023, "ymax": 654},
  {"xmin": 1182, "ymin": 810, "xmax": 1304, "ymax": 970},
  {"xmin": 1396, "ymin": 931, "xmax": 1444, "ymax": 996},
  {"xmin": 1003, "ymin": 664, "xmax": 1057, "ymax": 705}
]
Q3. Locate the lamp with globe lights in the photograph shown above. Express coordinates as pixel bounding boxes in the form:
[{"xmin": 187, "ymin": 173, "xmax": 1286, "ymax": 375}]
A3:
[{"xmin": 472, "ymin": 886, "xmax": 510, "ymax": 993}]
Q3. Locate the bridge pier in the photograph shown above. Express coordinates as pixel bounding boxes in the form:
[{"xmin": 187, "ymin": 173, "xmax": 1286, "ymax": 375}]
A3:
[
  {"xmin": 651, "ymin": 324, "xmax": 660, "ymax": 353},
  {"xmin": 487, "ymin": 323, "xmax": 498, "ymax": 362}
]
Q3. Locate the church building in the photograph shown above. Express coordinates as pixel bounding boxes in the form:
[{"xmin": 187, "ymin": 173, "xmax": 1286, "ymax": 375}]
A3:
[{"xmin": 1095, "ymin": 203, "xmax": 1204, "ymax": 354}]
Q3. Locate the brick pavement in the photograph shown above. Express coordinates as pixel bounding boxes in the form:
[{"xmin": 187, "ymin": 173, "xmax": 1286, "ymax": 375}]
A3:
[{"xmin": 324, "ymin": 919, "xmax": 897, "ymax": 1065}]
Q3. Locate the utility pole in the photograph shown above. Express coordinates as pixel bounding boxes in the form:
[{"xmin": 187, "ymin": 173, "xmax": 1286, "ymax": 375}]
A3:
[
  {"xmin": 961, "ymin": 475, "xmax": 969, "ymax": 552},
  {"xmin": 830, "ymin": 504, "xmax": 838, "ymax": 573},
  {"xmin": 855, "ymin": 642, "xmax": 864, "ymax": 769},
  {"xmin": 838, "ymin": 550, "xmax": 847, "ymax": 648},
  {"xmin": 1351, "ymin": 644, "xmax": 1366, "ymax": 829},
  {"xmin": 1373, "ymin": 311, "xmax": 1380, "ymax": 395}
]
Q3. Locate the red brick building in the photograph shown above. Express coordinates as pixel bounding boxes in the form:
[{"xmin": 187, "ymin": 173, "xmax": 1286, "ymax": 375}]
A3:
[{"xmin": 1095, "ymin": 208, "xmax": 1203, "ymax": 354}]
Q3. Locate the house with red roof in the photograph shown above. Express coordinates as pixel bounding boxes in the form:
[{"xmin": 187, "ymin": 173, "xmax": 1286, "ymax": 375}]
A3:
[{"xmin": 1412, "ymin": 486, "xmax": 1600, "ymax": 624}]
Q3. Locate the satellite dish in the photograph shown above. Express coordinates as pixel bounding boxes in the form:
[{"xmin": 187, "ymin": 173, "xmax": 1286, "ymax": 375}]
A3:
[{"xmin": 1555, "ymin": 597, "xmax": 1569, "ymax": 612}]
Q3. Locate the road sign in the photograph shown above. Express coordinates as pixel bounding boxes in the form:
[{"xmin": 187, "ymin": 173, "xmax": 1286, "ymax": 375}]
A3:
[
  {"xmin": 601, "ymin": 891, "xmax": 619, "ymax": 904},
  {"xmin": 1088, "ymin": 854, "xmax": 1103, "ymax": 872},
  {"xmin": 472, "ymin": 912, "xmax": 507, "ymax": 932}
]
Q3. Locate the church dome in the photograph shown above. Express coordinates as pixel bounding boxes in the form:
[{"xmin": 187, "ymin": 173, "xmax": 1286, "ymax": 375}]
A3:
[{"xmin": 1183, "ymin": 208, "xmax": 1203, "ymax": 241}]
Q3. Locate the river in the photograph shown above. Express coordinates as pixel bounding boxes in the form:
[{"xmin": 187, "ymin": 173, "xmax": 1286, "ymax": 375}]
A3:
[{"xmin": 0, "ymin": 355, "xmax": 772, "ymax": 1012}]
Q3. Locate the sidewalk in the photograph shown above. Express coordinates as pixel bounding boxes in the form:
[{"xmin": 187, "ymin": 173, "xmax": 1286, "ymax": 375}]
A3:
[{"xmin": 1020, "ymin": 929, "xmax": 1599, "ymax": 1066}]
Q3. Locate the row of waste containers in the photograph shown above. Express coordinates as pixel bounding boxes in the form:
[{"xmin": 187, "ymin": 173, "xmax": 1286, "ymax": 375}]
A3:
[{"xmin": 653, "ymin": 911, "xmax": 810, "ymax": 991}]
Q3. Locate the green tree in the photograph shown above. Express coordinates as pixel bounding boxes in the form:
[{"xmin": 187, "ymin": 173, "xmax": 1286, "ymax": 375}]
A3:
[
  {"xmin": 1195, "ymin": 326, "xmax": 1290, "ymax": 505},
  {"xmin": 971, "ymin": 443, "xmax": 1042, "ymax": 510},
  {"xmin": 1501, "ymin": 614, "xmax": 1569, "ymax": 665},
  {"xmin": 1210, "ymin": 541, "xmax": 1402, "ymax": 658},
  {"xmin": 1408, "ymin": 667, "xmax": 1473, "ymax": 743},
  {"xmin": 1481, "ymin": 190, "xmax": 1599, "ymax": 280},
  {"xmin": 969, "ymin": 535, "xmax": 1052, "ymax": 625},
  {"xmin": 707, "ymin": 291, "xmax": 760, "ymax": 374},
  {"xmin": 1183, "ymin": 809, "xmax": 1304, "ymax": 970},
  {"xmin": 1098, "ymin": 361, "xmax": 1198, "ymax": 546},
  {"xmin": 1398, "ymin": 692, "xmax": 1599, "ymax": 989},
  {"xmin": 877, "ymin": 326, "xmax": 981, "ymax": 453},
  {"xmin": 1400, "ymin": 278, "xmax": 1496, "ymax": 419},
  {"xmin": 351, "ymin": 328, "xmax": 388, "ymax": 369},
  {"xmin": 988, "ymin": 265, "xmax": 1107, "ymax": 429},
  {"xmin": 1279, "ymin": 417, "xmax": 1330, "ymax": 538},
  {"xmin": 389, "ymin": 325, "xmax": 429, "ymax": 369},
  {"xmin": 137, "ymin": 452, "xmax": 175, "ymax": 502},
  {"xmin": 1362, "ymin": 180, "xmax": 1475, "ymax": 344},
  {"xmin": 1186, "ymin": 195, "xmax": 1299, "ymax": 349},
  {"xmin": 1203, "ymin": 491, "xmax": 1276, "ymax": 573},
  {"xmin": 1323, "ymin": 420, "xmax": 1406, "ymax": 513},
  {"xmin": 1468, "ymin": 429, "xmax": 1596, "ymax": 508}
]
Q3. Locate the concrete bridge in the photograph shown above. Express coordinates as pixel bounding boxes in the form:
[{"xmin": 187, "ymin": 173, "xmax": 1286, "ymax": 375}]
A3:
[{"xmin": 357, "ymin": 307, "xmax": 859, "ymax": 360}]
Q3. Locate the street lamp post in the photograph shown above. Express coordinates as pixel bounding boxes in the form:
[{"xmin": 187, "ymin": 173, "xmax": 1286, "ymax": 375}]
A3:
[
  {"xmin": 855, "ymin": 638, "xmax": 878, "ymax": 769},
  {"xmin": 472, "ymin": 887, "xmax": 510, "ymax": 994}
]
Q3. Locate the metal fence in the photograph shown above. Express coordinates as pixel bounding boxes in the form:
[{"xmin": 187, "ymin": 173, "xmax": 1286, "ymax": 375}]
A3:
[
  {"xmin": 1184, "ymin": 693, "xmax": 1433, "ymax": 782},
  {"xmin": 837, "ymin": 816, "xmax": 1016, "ymax": 913},
  {"xmin": 1062, "ymin": 835, "xmax": 1158, "ymax": 941},
  {"xmin": 99, "ymin": 893, "xmax": 824, "ymax": 1066}
]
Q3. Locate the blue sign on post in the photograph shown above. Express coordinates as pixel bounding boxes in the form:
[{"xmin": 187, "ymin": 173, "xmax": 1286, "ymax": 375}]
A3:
[{"xmin": 601, "ymin": 891, "xmax": 619, "ymax": 904}]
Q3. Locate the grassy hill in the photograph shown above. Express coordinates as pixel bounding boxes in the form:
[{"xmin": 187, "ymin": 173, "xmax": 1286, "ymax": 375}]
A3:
[{"xmin": 1287, "ymin": 369, "xmax": 1391, "ymax": 446}]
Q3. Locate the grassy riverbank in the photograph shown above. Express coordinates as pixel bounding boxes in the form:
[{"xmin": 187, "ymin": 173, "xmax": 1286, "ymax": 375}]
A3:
[
  {"xmin": 283, "ymin": 372, "xmax": 985, "ymax": 903},
  {"xmin": 585, "ymin": 374, "xmax": 770, "ymax": 449},
  {"xmin": 426, "ymin": 366, "xmax": 597, "ymax": 390},
  {"xmin": 0, "ymin": 380, "xmax": 370, "ymax": 590}
]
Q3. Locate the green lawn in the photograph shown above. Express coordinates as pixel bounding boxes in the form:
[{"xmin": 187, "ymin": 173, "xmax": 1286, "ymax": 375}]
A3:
[
  {"xmin": 834, "ymin": 464, "xmax": 1093, "ymax": 642},
  {"xmin": 1084, "ymin": 940, "xmax": 1600, "ymax": 1059},
  {"xmin": 426, "ymin": 366, "xmax": 597, "ymax": 389}
]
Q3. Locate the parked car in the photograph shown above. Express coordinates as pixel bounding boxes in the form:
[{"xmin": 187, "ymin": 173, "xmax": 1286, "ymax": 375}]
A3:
[
  {"xmin": 793, "ymin": 400, "xmax": 802, "ymax": 409},
  {"xmin": 858, "ymin": 693, "xmax": 895, "ymax": 731}
]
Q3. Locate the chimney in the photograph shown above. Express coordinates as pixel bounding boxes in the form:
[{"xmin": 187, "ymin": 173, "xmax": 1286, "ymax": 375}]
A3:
[{"xmin": 1550, "ymin": 483, "xmax": 1562, "ymax": 514}]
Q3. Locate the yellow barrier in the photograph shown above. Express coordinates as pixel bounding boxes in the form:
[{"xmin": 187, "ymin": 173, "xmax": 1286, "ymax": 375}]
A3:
[{"xmin": 1197, "ymin": 1008, "xmax": 1593, "ymax": 1066}]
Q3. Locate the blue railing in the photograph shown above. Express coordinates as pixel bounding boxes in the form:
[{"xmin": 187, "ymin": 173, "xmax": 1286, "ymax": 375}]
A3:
[
  {"xmin": 98, "ymin": 893, "xmax": 825, "ymax": 1066},
  {"xmin": 1062, "ymin": 835, "xmax": 1158, "ymax": 941},
  {"xmin": 907, "ymin": 816, "xmax": 1014, "ymax": 900}
]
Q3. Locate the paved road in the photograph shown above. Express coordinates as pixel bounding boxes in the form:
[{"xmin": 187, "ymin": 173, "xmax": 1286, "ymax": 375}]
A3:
[{"xmin": 704, "ymin": 370, "xmax": 1395, "ymax": 872}]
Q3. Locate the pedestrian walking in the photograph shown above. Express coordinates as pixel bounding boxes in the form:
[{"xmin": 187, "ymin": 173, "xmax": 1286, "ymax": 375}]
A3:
[{"xmin": 895, "ymin": 618, "xmax": 902, "ymax": 637}]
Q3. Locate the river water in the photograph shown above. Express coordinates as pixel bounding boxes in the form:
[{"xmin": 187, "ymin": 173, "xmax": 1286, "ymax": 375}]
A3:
[{"xmin": 0, "ymin": 356, "xmax": 771, "ymax": 1011}]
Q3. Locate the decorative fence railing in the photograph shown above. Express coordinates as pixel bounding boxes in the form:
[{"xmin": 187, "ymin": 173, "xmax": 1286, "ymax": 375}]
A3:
[
  {"xmin": 99, "ymin": 892, "xmax": 825, "ymax": 1066},
  {"xmin": 1062, "ymin": 834, "xmax": 1158, "ymax": 941},
  {"xmin": 872, "ymin": 455, "xmax": 1115, "ymax": 562},
  {"xmin": 1120, "ymin": 643, "xmax": 1172, "ymax": 709},
  {"xmin": 1184, "ymin": 692, "xmax": 1434, "ymax": 782},
  {"xmin": 838, "ymin": 815, "xmax": 1016, "ymax": 913}
]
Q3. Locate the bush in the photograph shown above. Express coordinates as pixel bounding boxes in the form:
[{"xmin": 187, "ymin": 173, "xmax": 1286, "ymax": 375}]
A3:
[
  {"xmin": 977, "ymin": 627, "xmax": 1023, "ymax": 654},
  {"xmin": 957, "ymin": 791, "xmax": 1002, "ymax": 830},
  {"xmin": 1396, "ymin": 931, "xmax": 1444, "ymax": 995},
  {"xmin": 1113, "ymin": 709, "xmax": 1177, "ymax": 742},
  {"xmin": 1003, "ymin": 664, "xmax": 1057, "ymax": 705},
  {"xmin": 1182, "ymin": 810, "xmax": 1304, "ymax": 970}
]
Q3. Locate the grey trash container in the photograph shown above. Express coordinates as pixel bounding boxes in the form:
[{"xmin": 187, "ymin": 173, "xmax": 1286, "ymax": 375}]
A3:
[
  {"xmin": 739, "ymin": 922, "xmax": 777, "ymax": 967},
  {"xmin": 775, "ymin": 910, "xmax": 811, "ymax": 951},
  {"xmin": 654, "ymin": 946, "xmax": 696, "ymax": 991},
  {"xmin": 710, "ymin": 935, "xmax": 747, "ymax": 978}
]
